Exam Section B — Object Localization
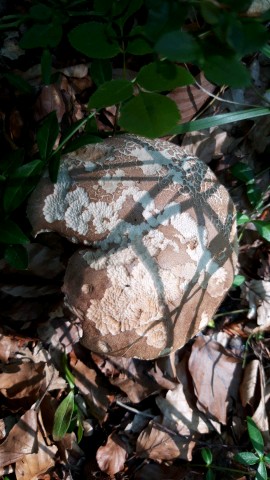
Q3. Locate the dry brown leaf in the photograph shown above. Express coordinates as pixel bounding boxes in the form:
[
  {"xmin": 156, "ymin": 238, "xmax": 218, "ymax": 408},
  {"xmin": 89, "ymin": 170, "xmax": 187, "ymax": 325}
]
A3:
[
  {"xmin": 240, "ymin": 359, "xmax": 260, "ymax": 407},
  {"xmin": 148, "ymin": 364, "xmax": 178, "ymax": 391},
  {"xmin": 70, "ymin": 354, "xmax": 113, "ymax": 422},
  {"xmin": 136, "ymin": 416, "xmax": 195, "ymax": 461},
  {"xmin": 38, "ymin": 317, "xmax": 82, "ymax": 354},
  {"xmin": 0, "ymin": 333, "xmax": 24, "ymax": 363},
  {"xmin": 243, "ymin": 279, "xmax": 270, "ymax": 328},
  {"xmin": 15, "ymin": 429, "xmax": 57, "ymax": 480},
  {"xmin": 246, "ymin": 362, "xmax": 270, "ymax": 443},
  {"xmin": 92, "ymin": 353, "xmax": 159, "ymax": 403},
  {"xmin": 188, "ymin": 335, "xmax": 242, "ymax": 424},
  {"xmin": 0, "ymin": 409, "xmax": 38, "ymax": 468},
  {"xmin": 181, "ymin": 127, "xmax": 233, "ymax": 164},
  {"xmin": 96, "ymin": 433, "xmax": 128, "ymax": 477},
  {"xmin": 0, "ymin": 362, "xmax": 45, "ymax": 408},
  {"xmin": 34, "ymin": 84, "xmax": 65, "ymax": 123},
  {"xmin": 26, "ymin": 243, "xmax": 64, "ymax": 279},
  {"xmin": 134, "ymin": 462, "xmax": 188, "ymax": 480}
]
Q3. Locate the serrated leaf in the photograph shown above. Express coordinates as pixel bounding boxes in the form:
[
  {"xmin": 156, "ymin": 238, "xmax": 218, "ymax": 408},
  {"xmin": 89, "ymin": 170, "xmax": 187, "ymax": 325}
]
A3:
[
  {"xmin": 63, "ymin": 134, "xmax": 102, "ymax": 154},
  {"xmin": 3, "ymin": 159, "xmax": 44, "ymax": 212},
  {"xmin": 4, "ymin": 244, "xmax": 28, "ymax": 269},
  {"xmin": 256, "ymin": 461, "xmax": 268, "ymax": 480},
  {"xmin": 20, "ymin": 23, "xmax": 62, "ymax": 49},
  {"xmin": 136, "ymin": 61, "xmax": 194, "ymax": 92},
  {"xmin": 53, "ymin": 390, "xmax": 75, "ymax": 441},
  {"xmin": 155, "ymin": 30, "xmax": 202, "ymax": 62},
  {"xmin": 201, "ymin": 447, "xmax": 213, "ymax": 466},
  {"xmin": 90, "ymin": 59, "xmax": 112, "ymax": 86},
  {"xmin": 119, "ymin": 92, "xmax": 180, "ymax": 138},
  {"xmin": 235, "ymin": 451, "xmax": 259, "ymax": 466},
  {"xmin": 232, "ymin": 274, "xmax": 245, "ymax": 287},
  {"xmin": 89, "ymin": 79, "xmax": 133, "ymax": 109},
  {"xmin": 204, "ymin": 55, "xmax": 251, "ymax": 87},
  {"xmin": 247, "ymin": 417, "xmax": 265, "ymax": 456},
  {"xmin": 253, "ymin": 221, "xmax": 270, "ymax": 242},
  {"xmin": 4, "ymin": 73, "xmax": 32, "ymax": 94},
  {"xmin": 36, "ymin": 111, "xmax": 59, "ymax": 160},
  {"xmin": 68, "ymin": 22, "xmax": 120, "ymax": 59},
  {"xmin": 0, "ymin": 219, "xmax": 29, "ymax": 245}
]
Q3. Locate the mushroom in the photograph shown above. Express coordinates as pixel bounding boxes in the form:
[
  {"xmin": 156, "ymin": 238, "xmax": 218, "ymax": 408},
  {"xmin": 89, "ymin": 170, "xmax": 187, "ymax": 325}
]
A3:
[{"xmin": 27, "ymin": 134, "xmax": 238, "ymax": 359}]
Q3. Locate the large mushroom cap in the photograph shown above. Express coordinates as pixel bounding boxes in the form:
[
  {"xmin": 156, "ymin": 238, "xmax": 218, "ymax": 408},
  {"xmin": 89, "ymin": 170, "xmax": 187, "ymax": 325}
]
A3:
[{"xmin": 28, "ymin": 134, "xmax": 238, "ymax": 359}]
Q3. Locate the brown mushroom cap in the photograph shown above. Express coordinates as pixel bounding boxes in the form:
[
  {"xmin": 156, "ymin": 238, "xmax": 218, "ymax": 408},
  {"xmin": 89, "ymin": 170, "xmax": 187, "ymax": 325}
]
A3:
[{"xmin": 27, "ymin": 134, "xmax": 238, "ymax": 359}]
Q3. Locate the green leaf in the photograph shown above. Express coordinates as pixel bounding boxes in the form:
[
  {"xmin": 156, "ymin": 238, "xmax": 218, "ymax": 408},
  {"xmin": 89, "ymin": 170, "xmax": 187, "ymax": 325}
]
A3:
[
  {"xmin": 226, "ymin": 19, "xmax": 268, "ymax": 56},
  {"xmin": 89, "ymin": 79, "xmax": 133, "ymax": 109},
  {"xmin": 206, "ymin": 470, "xmax": 215, "ymax": 480},
  {"xmin": 68, "ymin": 22, "xmax": 120, "ymax": 59},
  {"xmin": 29, "ymin": 4, "xmax": 52, "ymax": 21},
  {"xmin": 264, "ymin": 453, "xmax": 270, "ymax": 464},
  {"xmin": 127, "ymin": 26, "xmax": 153, "ymax": 55},
  {"xmin": 136, "ymin": 61, "xmax": 194, "ymax": 92},
  {"xmin": 49, "ymin": 150, "xmax": 61, "ymax": 183},
  {"xmin": 204, "ymin": 55, "xmax": 251, "ymax": 87},
  {"xmin": 155, "ymin": 30, "xmax": 202, "ymax": 62},
  {"xmin": 4, "ymin": 73, "xmax": 32, "ymax": 94},
  {"xmin": 0, "ymin": 149, "xmax": 25, "ymax": 176},
  {"xmin": 113, "ymin": 0, "xmax": 143, "ymax": 26},
  {"xmin": 232, "ymin": 274, "xmax": 246, "ymax": 287},
  {"xmin": 53, "ymin": 390, "xmax": 75, "ymax": 441},
  {"xmin": 63, "ymin": 134, "xmax": 102, "ymax": 154},
  {"xmin": 119, "ymin": 92, "xmax": 180, "ymax": 138},
  {"xmin": 3, "ymin": 159, "xmax": 44, "ymax": 212},
  {"xmin": 232, "ymin": 162, "xmax": 262, "ymax": 207},
  {"xmin": 256, "ymin": 461, "xmax": 268, "ymax": 480},
  {"xmin": 235, "ymin": 451, "xmax": 259, "ymax": 466},
  {"xmin": 36, "ymin": 111, "xmax": 59, "ymax": 160},
  {"xmin": 168, "ymin": 107, "xmax": 270, "ymax": 134},
  {"xmin": 237, "ymin": 213, "xmax": 251, "ymax": 225},
  {"xmin": 201, "ymin": 447, "xmax": 213, "ymax": 466},
  {"xmin": 4, "ymin": 244, "xmax": 28, "ymax": 269},
  {"xmin": 19, "ymin": 23, "xmax": 62, "ymax": 49},
  {"xmin": 253, "ymin": 221, "xmax": 270, "ymax": 242},
  {"xmin": 90, "ymin": 59, "xmax": 112, "ymax": 86},
  {"xmin": 41, "ymin": 48, "xmax": 52, "ymax": 85},
  {"xmin": 247, "ymin": 417, "xmax": 265, "ymax": 457},
  {"xmin": 0, "ymin": 219, "xmax": 29, "ymax": 244}
]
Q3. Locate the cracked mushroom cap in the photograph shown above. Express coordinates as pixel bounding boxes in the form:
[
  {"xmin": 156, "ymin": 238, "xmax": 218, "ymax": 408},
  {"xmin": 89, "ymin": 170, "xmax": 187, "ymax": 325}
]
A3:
[{"xmin": 27, "ymin": 134, "xmax": 238, "ymax": 359}]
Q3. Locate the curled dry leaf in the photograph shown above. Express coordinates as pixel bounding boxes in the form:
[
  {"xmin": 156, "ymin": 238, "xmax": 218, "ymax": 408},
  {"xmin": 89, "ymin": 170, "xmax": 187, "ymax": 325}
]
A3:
[
  {"xmin": 188, "ymin": 335, "xmax": 242, "ymax": 425},
  {"xmin": 0, "ymin": 409, "xmax": 38, "ymax": 468},
  {"xmin": 15, "ymin": 429, "xmax": 57, "ymax": 480},
  {"xmin": 136, "ymin": 416, "xmax": 195, "ymax": 462},
  {"xmin": 240, "ymin": 359, "xmax": 260, "ymax": 408},
  {"xmin": 34, "ymin": 84, "xmax": 65, "ymax": 123},
  {"xmin": 181, "ymin": 127, "xmax": 232, "ymax": 164},
  {"xmin": 242, "ymin": 279, "xmax": 270, "ymax": 327},
  {"xmin": 96, "ymin": 433, "xmax": 128, "ymax": 477},
  {"xmin": 70, "ymin": 354, "xmax": 113, "ymax": 422},
  {"xmin": 92, "ymin": 353, "xmax": 160, "ymax": 403}
]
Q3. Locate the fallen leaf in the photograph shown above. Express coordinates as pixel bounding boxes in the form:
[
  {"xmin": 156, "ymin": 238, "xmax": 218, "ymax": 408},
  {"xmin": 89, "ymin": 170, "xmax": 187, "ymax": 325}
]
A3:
[
  {"xmin": 26, "ymin": 243, "xmax": 64, "ymax": 279},
  {"xmin": 188, "ymin": 335, "xmax": 242, "ymax": 424},
  {"xmin": 0, "ymin": 362, "xmax": 45, "ymax": 409},
  {"xmin": 96, "ymin": 433, "xmax": 128, "ymax": 477},
  {"xmin": 240, "ymin": 359, "xmax": 260, "ymax": 408},
  {"xmin": 0, "ymin": 409, "xmax": 38, "ymax": 468},
  {"xmin": 34, "ymin": 84, "xmax": 65, "ymax": 123},
  {"xmin": 242, "ymin": 279, "xmax": 270, "ymax": 327}
]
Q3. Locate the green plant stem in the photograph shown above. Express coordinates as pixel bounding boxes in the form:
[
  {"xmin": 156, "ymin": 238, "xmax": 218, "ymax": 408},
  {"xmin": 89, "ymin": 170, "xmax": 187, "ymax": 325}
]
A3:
[
  {"xmin": 213, "ymin": 308, "xmax": 249, "ymax": 319},
  {"xmin": 192, "ymin": 463, "xmax": 256, "ymax": 476}
]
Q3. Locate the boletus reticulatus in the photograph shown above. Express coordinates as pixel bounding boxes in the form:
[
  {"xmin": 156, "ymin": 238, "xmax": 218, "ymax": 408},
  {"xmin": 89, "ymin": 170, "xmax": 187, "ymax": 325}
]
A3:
[{"xmin": 28, "ymin": 134, "xmax": 238, "ymax": 359}]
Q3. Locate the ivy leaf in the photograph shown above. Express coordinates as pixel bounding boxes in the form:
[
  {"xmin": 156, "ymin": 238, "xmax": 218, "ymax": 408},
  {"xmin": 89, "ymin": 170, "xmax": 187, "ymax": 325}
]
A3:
[
  {"xmin": 4, "ymin": 245, "xmax": 28, "ymax": 269},
  {"xmin": 247, "ymin": 417, "xmax": 265, "ymax": 457},
  {"xmin": 204, "ymin": 55, "xmax": 251, "ymax": 87},
  {"xmin": 36, "ymin": 111, "xmax": 59, "ymax": 160},
  {"xmin": 119, "ymin": 92, "xmax": 180, "ymax": 138},
  {"xmin": 89, "ymin": 79, "xmax": 133, "ymax": 109},
  {"xmin": 136, "ymin": 61, "xmax": 194, "ymax": 92},
  {"xmin": 90, "ymin": 59, "xmax": 112, "ymax": 86},
  {"xmin": 0, "ymin": 219, "xmax": 29, "ymax": 245},
  {"xmin": 53, "ymin": 390, "xmax": 75, "ymax": 441},
  {"xmin": 68, "ymin": 22, "xmax": 120, "ymax": 59},
  {"xmin": 155, "ymin": 30, "xmax": 202, "ymax": 62},
  {"xmin": 253, "ymin": 221, "xmax": 270, "ymax": 242},
  {"xmin": 3, "ymin": 159, "xmax": 44, "ymax": 212}
]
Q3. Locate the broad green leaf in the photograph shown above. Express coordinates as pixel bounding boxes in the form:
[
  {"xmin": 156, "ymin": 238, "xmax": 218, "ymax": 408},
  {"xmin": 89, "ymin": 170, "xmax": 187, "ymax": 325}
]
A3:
[
  {"xmin": 90, "ymin": 59, "xmax": 112, "ymax": 86},
  {"xmin": 201, "ymin": 447, "xmax": 213, "ymax": 466},
  {"xmin": 68, "ymin": 22, "xmax": 120, "ymax": 59},
  {"xmin": 20, "ymin": 23, "xmax": 62, "ymax": 49},
  {"xmin": 63, "ymin": 134, "xmax": 102, "ymax": 154},
  {"xmin": 227, "ymin": 19, "xmax": 268, "ymax": 56},
  {"xmin": 36, "ymin": 111, "xmax": 59, "ymax": 160},
  {"xmin": 168, "ymin": 107, "xmax": 270, "ymax": 134},
  {"xmin": 89, "ymin": 79, "xmax": 133, "ymax": 109},
  {"xmin": 119, "ymin": 92, "xmax": 180, "ymax": 138},
  {"xmin": 53, "ymin": 390, "xmax": 75, "ymax": 441},
  {"xmin": 29, "ymin": 4, "xmax": 52, "ymax": 21},
  {"xmin": 41, "ymin": 48, "xmax": 52, "ymax": 85},
  {"xmin": 256, "ymin": 461, "xmax": 268, "ymax": 480},
  {"xmin": 0, "ymin": 219, "xmax": 29, "ymax": 244},
  {"xmin": 155, "ymin": 30, "xmax": 202, "ymax": 62},
  {"xmin": 93, "ymin": 0, "xmax": 111, "ymax": 14},
  {"xmin": 237, "ymin": 213, "xmax": 251, "ymax": 225},
  {"xmin": 113, "ymin": 0, "xmax": 143, "ymax": 26},
  {"xmin": 127, "ymin": 26, "xmax": 153, "ymax": 55},
  {"xmin": 4, "ymin": 244, "xmax": 28, "ymax": 269},
  {"xmin": 253, "ymin": 221, "xmax": 270, "ymax": 242},
  {"xmin": 49, "ymin": 150, "xmax": 61, "ymax": 183},
  {"xmin": 206, "ymin": 470, "xmax": 215, "ymax": 480},
  {"xmin": 204, "ymin": 55, "xmax": 251, "ymax": 87},
  {"xmin": 3, "ymin": 159, "xmax": 44, "ymax": 212},
  {"xmin": 247, "ymin": 417, "xmax": 265, "ymax": 456},
  {"xmin": 4, "ymin": 73, "xmax": 32, "ymax": 94},
  {"xmin": 235, "ymin": 451, "xmax": 259, "ymax": 466},
  {"xmin": 232, "ymin": 162, "xmax": 262, "ymax": 207},
  {"xmin": 264, "ymin": 453, "xmax": 270, "ymax": 464},
  {"xmin": 232, "ymin": 274, "xmax": 246, "ymax": 287},
  {"xmin": 136, "ymin": 61, "xmax": 194, "ymax": 92}
]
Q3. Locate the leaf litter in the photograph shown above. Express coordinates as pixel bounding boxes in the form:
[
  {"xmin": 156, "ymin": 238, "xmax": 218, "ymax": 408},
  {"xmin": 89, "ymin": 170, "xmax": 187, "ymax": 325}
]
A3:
[{"xmin": 0, "ymin": 15, "xmax": 270, "ymax": 480}]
